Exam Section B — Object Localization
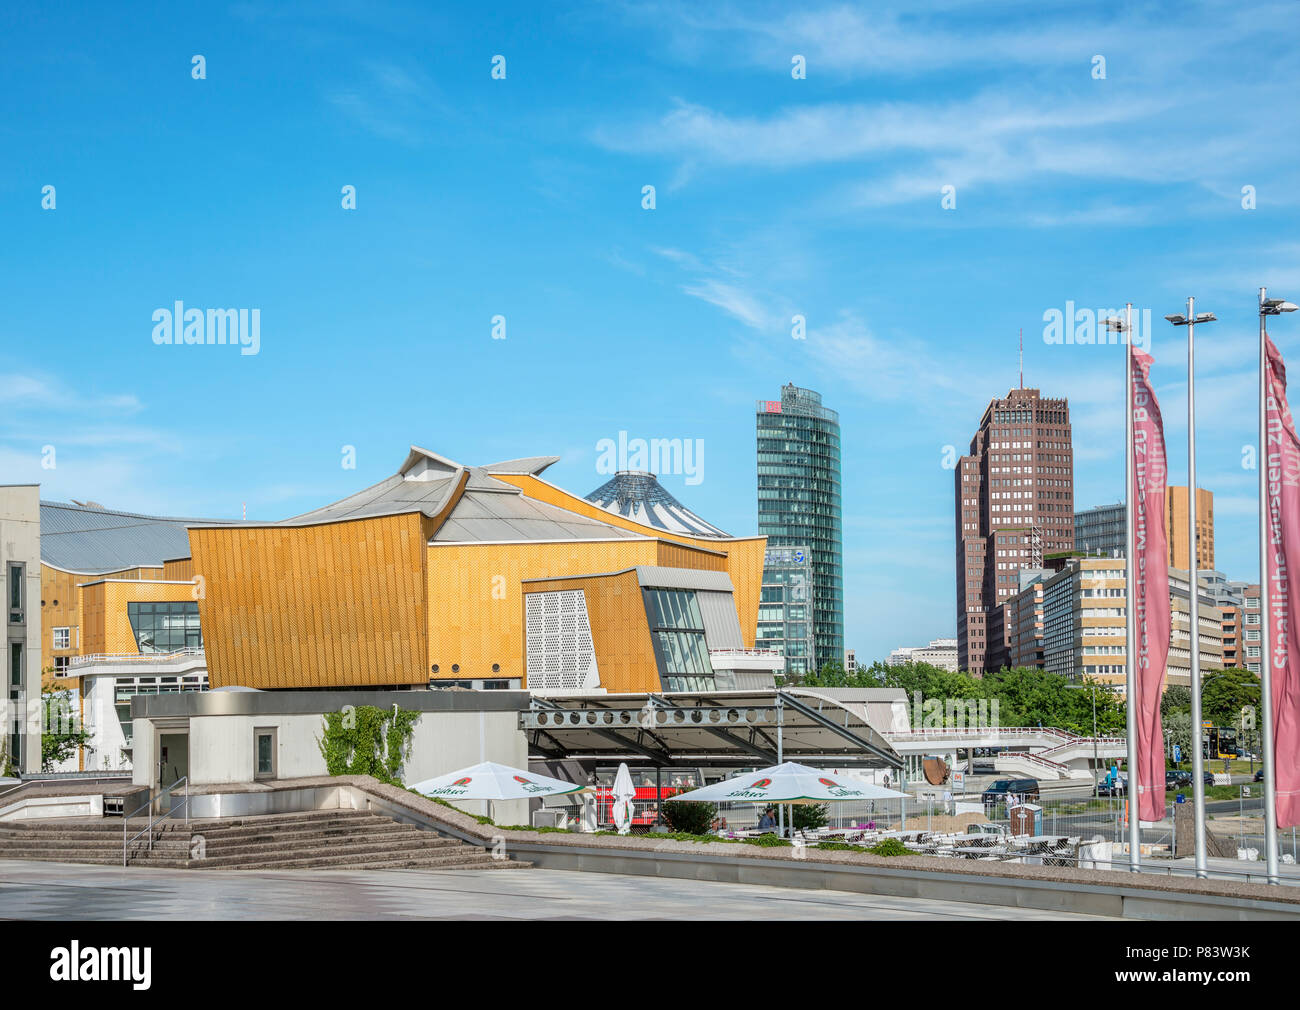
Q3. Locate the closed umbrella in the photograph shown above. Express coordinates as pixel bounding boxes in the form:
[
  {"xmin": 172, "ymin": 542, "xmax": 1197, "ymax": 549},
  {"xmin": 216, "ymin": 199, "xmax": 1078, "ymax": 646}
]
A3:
[{"xmin": 612, "ymin": 762, "xmax": 636, "ymax": 835}]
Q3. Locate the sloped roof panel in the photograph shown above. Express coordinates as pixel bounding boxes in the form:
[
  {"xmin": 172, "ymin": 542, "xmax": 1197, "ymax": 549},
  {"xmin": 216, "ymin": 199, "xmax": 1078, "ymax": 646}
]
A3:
[{"xmin": 39, "ymin": 501, "xmax": 240, "ymax": 574}]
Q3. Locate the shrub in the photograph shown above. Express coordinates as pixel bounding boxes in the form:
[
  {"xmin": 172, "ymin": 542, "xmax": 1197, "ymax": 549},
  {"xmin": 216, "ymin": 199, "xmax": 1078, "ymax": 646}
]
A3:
[
  {"xmin": 660, "ymin": 787, "xmax": 718, "ymax": 836},
  {"xmin": 745, "ymin": 833, "xmax": 792, "ymax": 848},
  {"xmin": 792, "ymin": 803, "xmax": 829, "ymax": 831},
  {"xmin": 868, "ymin": 838, "xmax": 910, "ymax": 857}
]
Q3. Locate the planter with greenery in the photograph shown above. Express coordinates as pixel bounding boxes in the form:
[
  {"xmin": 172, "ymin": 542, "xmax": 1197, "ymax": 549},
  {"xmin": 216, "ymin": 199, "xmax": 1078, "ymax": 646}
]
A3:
[{"xmin": 319, "ymin": 705, "xmax": 419, "ymax": 786}]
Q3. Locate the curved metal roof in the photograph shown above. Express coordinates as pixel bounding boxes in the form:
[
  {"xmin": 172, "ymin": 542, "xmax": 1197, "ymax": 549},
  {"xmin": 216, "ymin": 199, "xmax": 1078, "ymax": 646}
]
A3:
[{"xmin": 39, "ymin": 501, "xmax": 239, "ymax": 574}]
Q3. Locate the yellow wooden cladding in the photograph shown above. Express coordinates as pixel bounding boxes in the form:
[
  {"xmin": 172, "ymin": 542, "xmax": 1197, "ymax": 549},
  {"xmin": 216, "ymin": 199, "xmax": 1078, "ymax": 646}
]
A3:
[
  {"xmin": 490, "ymin": 474, "xmax": 766, "ymax": 648},
  {"xmin": 40, "ymin": 564, "xmax": 196, "ymax": 673},
  {"xmin": 40, "ymin": 565, "xmax": 85, "ymax": 675},
  {"xmin": 163, "ymin": 557, "xmax": 195, "ymax": 582},
  {"xmin": 97, "ymin": 581, "xmax": 197, "ymax": 655},
  {"xmin": 524, "ymin": 572, "xmax": 662, "ymax": 693},
  {"xmin": 426, "ymin": 536, "xmax": 755, "ymax": 690},
  {"xmin": 427, "ymin": 539, "xmax": 662, "ymax": 683},
  {"xmin": 189, "ymin": 513, "xmax": 430, "ymax": 689}
]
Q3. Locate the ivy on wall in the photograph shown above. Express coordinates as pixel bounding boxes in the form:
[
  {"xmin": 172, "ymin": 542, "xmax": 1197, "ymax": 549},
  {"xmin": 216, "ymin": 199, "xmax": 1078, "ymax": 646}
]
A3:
[{"xmin": 318, "ymin": 705, "xmax": 419, "ymax": 787}]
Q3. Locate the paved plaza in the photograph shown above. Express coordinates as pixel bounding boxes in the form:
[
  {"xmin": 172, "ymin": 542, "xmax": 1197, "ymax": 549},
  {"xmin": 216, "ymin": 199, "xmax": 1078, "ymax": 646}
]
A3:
[{"xmin": 0, "ymin": 860, "xmax": 1116, "ymax": 920}]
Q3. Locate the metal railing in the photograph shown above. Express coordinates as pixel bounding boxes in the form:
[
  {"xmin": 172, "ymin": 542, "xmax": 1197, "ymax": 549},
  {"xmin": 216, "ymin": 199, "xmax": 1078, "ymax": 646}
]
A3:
[
  {"xmin": 994, "ymin": 750, "xmax": 1071, "ymax": 773},
  {"xmin": 122, "ymin": 776, "xmax": 189, "ymax": 867},
  {"xmin": 72, "ymin": 648, "xmax": 204, "ymax": 669}
]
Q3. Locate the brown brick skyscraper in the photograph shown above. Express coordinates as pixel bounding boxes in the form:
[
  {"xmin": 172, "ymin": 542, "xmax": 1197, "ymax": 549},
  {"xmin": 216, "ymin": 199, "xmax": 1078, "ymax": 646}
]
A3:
[{"xmin": 955, "ymin": 387, "xmax": 1074, "ymax": 673}]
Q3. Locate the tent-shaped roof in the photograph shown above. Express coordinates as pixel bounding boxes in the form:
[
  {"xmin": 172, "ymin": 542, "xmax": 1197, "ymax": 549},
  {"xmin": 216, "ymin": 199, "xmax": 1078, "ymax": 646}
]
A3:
[{"xmin": 584, "ymin": 471, "xmax": 729, "ymax": 538}]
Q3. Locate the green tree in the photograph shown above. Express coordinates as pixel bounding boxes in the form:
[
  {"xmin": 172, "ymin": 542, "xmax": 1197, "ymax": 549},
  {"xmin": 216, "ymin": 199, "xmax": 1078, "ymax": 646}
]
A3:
[
  {"xmin": 792, "ymin": 802, "xmax": 829, "ymax": 831},
  {"xmin": 1201, "ymin": 669, "xmax": 1261, "ymax": 729},
  {"xmin": 659, "ymin": 787, "xmax": 717, "ymax": 835},
  {"xmin": 41, "ymin": 690, "xmax": 91, "ymax": 772},
  {"xmin": 1163, "ymin": 709, "xmax": 1193, "ymax": 767},
  {"xmin": 1162, "ymin": 685, "xmax": 1192, "ymax": 719}
]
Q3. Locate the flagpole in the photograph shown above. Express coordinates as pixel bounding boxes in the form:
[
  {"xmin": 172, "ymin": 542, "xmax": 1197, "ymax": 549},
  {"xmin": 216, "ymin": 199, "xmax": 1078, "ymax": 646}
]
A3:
[
  {"xmin": 1186, "ymin": 296, "xmax": 1209, "ymax": 879},
  {"xmin": 1124, "ymin": 301, "xmax": 1141, "ymax": 871},
  {"xmin": 1259, "ymin": 285, "xmax": 1281, "ymax": 884}
]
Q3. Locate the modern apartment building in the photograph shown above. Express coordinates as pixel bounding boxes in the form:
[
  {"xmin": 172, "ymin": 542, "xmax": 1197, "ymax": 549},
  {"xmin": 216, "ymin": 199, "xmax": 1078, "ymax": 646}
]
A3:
[
  {"xmin": 757, "ymin": 384, "xmax": 843, "ymax": 671},
  {"xmin": 1242, "ymin": 586, "xmax": 1263, "ymax": 675},
  {"xmin": 887, "ymin": 638, "xmax": 959, "ymax": 671},
  {"xmin": 1005, "ymin": 568, "xmax": 1050, "ymax": 668},
  {"xmin": 1041, "ymin": 557, "xmax": 1127, "ymax": 683},
  {"xmin": 1073, "ymin": 487, "xmax": 1215, "ymax": 572},
  {"xmin": 756, "ymin": 545, "xmax": 815, "ymax": 678},
  {"xmin": 1074, "ymin": 503, "xmax": 1125, "ymax": 558},
  {"xmin": 955, "ymin": 386, "xmax": 1074, "ymax": 672},
  {"xmin": 1166, "ymin": 567, "xmax": 1227, "ymax": 688},
  {"xmin": 1036, "ymin": 557, "xmax": 1226, "ymax": 689}
]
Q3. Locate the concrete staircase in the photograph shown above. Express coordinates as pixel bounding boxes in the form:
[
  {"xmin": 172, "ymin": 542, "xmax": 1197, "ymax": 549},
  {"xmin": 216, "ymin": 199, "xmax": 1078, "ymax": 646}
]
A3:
[{"xmin": 0, "ymin": 809, "xmax": 529, "ymax": 871}]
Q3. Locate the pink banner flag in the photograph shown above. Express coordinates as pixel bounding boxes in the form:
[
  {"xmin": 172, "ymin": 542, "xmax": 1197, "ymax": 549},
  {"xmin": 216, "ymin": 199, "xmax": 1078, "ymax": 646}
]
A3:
[
  {"xmin": 1263, "ymin": 336, "xmax": 1300, "ymax": 828},
  {"xmin": 1131, "ymin": 346, "xmax": 1169, "ymax": 822}
]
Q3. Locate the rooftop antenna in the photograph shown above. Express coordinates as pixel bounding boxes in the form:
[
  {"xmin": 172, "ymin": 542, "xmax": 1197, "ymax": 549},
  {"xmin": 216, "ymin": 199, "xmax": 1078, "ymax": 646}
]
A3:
[
  {"xmin": 242, "ymin": 502, "xmax": 246, "ymax": 521},
  {"xmin": 1019, "ymin": 328, "xmax": 1024, "ymax": 388}
]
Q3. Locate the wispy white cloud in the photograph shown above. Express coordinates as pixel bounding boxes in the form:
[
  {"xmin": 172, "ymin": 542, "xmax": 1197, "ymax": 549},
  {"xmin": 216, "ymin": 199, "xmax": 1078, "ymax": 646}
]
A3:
[
  {"xmin": 327, "ymin": 60, "xmax": 454, "ymax": 144},
  {"xmin": 0, "ymin": 372, "xmax": 142, "ymax": 413}
]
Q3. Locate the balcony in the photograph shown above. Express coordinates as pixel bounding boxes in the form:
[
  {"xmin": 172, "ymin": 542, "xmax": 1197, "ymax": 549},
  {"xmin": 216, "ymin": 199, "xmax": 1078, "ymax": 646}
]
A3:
[{"xmin": 62, "ymin": 648, "xmax": 207, "ymax": 681}]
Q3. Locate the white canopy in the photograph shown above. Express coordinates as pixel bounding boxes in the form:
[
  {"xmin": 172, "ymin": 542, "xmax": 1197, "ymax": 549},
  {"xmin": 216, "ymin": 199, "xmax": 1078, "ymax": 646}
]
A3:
[
  {"xmin": 409, "ymin": 760, "xmax": 587, "ymax": 801},
  {"xmin": 666, "ymin": 762, "xmax": 909, "ymax": 805}
]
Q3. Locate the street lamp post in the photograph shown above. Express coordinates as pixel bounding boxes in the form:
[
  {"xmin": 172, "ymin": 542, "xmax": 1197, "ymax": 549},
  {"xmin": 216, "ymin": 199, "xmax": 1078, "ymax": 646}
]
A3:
[
  {"xmin": 1166, "ymin": 298, "xmax": 1217, "ymax": 878},
  {"xmin": 1092, "ymin": 685, "xmax": 1099, "ymax": 794},
  {"xmin": 1259, "ymin": 288, "xmax": 1298, "ymax": 884},
  {"xmin": 1106, "ymin": 306, "xmax": 1141, "ymax": 871}
]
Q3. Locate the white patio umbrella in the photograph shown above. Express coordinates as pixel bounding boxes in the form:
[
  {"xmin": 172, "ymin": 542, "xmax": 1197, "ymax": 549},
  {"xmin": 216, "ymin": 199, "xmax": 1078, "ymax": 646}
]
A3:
[
  {"xmin": 409, "ymin": 761, "xmax": 588, "ymax": 823},
  {"xmin": 611, "ymin": 762, "xmax": 636, "ymax": 835},
  {"xmin": 667, "ymin": 762, "xmax": 907, "ymax": 835}
]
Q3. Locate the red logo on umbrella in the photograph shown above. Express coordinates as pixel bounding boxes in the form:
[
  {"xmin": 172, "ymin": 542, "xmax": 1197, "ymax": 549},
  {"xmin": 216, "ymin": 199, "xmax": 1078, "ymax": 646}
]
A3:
[
  {"xmin": 452, "ymin": 777, "xmax": 472, "ymax": 787},
  {"xmin": 513, "ymin": 775, "xmax": 533, "ymax": 785},
  {"xmin": 749, "ymin": 778, "xmax": 772, "ymax": 789},
  {"xmin": 818, "ymin": 777, "xmax": 839, "ymax": 788}
]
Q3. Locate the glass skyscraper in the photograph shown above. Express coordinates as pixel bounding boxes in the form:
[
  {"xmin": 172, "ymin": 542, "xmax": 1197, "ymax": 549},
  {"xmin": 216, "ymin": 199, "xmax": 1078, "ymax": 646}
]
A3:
[{"xmin": 756, "ymin": 384, "xmax": 843, "ymax": 672}]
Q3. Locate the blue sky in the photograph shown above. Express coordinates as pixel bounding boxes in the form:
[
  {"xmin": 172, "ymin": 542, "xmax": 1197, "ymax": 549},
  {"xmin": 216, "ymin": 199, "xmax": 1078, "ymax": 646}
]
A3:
[{"xmin": 2, "ymin": 1, "xmax": 1299, "ymax": 664}]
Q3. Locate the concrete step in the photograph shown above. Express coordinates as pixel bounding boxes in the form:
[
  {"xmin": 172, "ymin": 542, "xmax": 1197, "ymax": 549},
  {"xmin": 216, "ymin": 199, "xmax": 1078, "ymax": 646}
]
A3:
[
  {"xmin": 192, "ymin": 821, "xmax": 421, "ymax": 845},
  {"xmin": 0, "ymin": 808, "xmax": 529, "ymax": 872},
  {"xmin": 0, "ymin": 839, "xmax": 191, "ymax": 856},
  {"xmin": 199, "ymin": 850, "xmax": 529, "ymax": 871},
  {"xmin": 0, "ymin": 849, "xmax": 193, "ymax": 868},
  {"xmin": 196, "ymin": 834, "xmax": 459, "ymax": 862},
  {"xmin": 0, "ymin": 810, "xmax": 385, "ymax": 835}
]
